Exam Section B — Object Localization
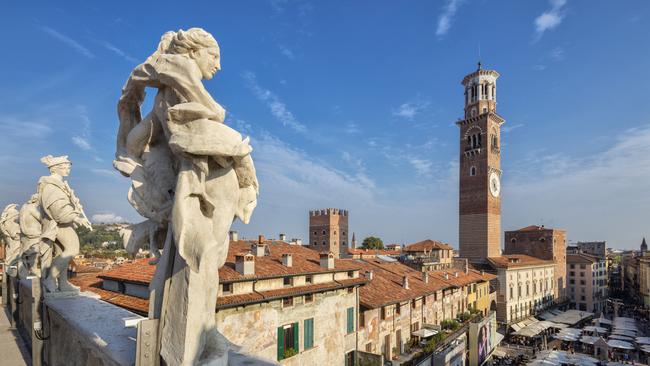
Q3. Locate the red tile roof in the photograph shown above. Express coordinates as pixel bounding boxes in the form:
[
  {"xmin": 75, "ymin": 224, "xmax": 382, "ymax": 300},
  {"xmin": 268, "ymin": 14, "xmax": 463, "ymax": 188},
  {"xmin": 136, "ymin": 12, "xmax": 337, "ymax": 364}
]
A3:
[
  {"xmin": 70, "ymin": 273, "xmax": 149, "ymax": 315},
  {"xmin": 487, "ymin": 254, "xmax": 554, "ymax": 268},
  {"xmin": 404, "ymin": 239, "xmax": 454, "ymax": 252},
  {"xmin": 341, "ymin": 258, "xmax": 494, "ymax": 309},
  {"xmin": 347, "ymin": 248, "xmax": 401, "ymax": 256},
  {"xmin": 566, "ymin": 253, "xmax": 600, "ymax": 264},
  {"xmin": 98, "ymin": 240, "xmax": 363, "ymax": 285}
]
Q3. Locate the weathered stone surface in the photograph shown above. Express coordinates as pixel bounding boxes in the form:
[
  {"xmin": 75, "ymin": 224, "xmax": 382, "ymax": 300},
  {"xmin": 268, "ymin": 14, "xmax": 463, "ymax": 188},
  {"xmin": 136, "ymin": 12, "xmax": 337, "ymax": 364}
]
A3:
[{"xmin": 114, "ymin": 28, "xmax": 259, "ymax": 364}]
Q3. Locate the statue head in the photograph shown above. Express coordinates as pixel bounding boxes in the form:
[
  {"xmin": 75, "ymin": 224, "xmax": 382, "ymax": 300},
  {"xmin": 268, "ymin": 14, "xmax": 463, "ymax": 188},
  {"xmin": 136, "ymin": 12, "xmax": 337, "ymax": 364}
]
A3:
[
  {"xmin": 41, "ymin": 155, "xmax": 72, "ymax": 177},
  {"xmin": 165, "ymin": 28, "xmax": 220, "ymax": 80}
]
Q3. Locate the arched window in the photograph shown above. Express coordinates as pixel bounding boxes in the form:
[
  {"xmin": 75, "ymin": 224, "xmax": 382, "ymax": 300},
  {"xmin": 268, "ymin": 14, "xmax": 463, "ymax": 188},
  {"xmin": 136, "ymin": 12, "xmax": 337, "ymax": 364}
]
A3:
[
  {"xmin": 511, "ymin": 238, "xmax": 517, "ymax": 243},
  {"xmin": 469, "ymin": 166, "xmax": 476, "ymax": 176}
]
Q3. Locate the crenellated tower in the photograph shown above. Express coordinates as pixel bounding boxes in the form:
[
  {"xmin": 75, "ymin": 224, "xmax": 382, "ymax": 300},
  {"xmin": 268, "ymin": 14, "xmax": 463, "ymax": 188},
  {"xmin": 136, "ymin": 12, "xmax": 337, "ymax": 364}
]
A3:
[
  {"xmin": 457, "ymin": 63, "xmax": 505, "ymax": 263},
  {"xmin": 309, "ymin": 208, "xmax": 349, "ymax": 258}
]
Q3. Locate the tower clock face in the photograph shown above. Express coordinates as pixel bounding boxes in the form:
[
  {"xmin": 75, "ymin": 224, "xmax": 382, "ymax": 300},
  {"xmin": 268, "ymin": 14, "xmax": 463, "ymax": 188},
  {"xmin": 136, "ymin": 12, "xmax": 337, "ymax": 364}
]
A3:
[{"xmin": 489, "ymin": 172, "xmax": 501, "ymax": 198}]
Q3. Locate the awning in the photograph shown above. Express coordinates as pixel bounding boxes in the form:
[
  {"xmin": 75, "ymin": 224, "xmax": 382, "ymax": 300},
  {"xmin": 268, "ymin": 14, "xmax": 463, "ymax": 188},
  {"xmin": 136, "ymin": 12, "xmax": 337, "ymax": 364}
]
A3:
[
  {"xmin": 492, "ymin": 349, "xmax": 507, "ymax": 358},
  {"xmin": 609, "ymin": 334, "xmax": 635, "ymax": 342},
  {"xmin": 580, "ymin": 336, "xmax": 599, "ymax": 345},
  {"xmin": 547, "ymin": 310, "xmax": 594, "ymax": 325},
  {"xmin": 607, "ymin": 340, "xmax": 635, "ymax": 350},
  {"xmin": 412, "ymin": 328, "xmax": 438, "ymax": 338},
  {"xmin": 636, "ymin": 337, "xmax": 650, "ymax": 345},
  {"xmin": 583, "ymin": 326, "xmax": 607, "ymax": 334},
  {"xmin": 611, "ymin": 329, "xmax": 637, "ymax": 338}
]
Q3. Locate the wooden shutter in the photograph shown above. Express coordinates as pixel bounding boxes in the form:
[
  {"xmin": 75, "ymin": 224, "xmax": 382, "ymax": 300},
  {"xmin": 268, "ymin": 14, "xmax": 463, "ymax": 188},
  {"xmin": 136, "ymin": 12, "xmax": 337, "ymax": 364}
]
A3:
[
  {"xmin": 292, "ymin": 322, "xmax": 299, "ymax": 352},
  {"xmin": 347, "ymin": 307, "xmax": 354, "ymax": 333},
  {"xmin": 304, "ymin": 318, "xmax": 314, "ymax": 349},
  {"xmin": 277, "ymin": 326, "xmax": 285, "ymax": 360}
]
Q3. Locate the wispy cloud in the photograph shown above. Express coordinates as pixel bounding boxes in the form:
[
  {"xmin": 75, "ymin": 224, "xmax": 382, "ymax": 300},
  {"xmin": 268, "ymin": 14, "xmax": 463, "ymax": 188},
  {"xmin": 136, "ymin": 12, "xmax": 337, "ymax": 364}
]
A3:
[
  {"xmin": 0, "ymin": 117, "xmax": 52, "ymax": 139},
  {"xmin": 39, "ymin": 26, "xmax": 94, "ymax": 58},
  {"xmin": 242, "ymin": 71, "xmax": 307, "ymax": 133},
  {"xmin": 550, "ymin": 46, "xmax": 565, "ymax": 62},
  {"xmin": 534, "ymin": 0, "xmax": 568, "ymax": 41},
  {"xmin": 91, "ymin": 212, "xmax": 125, "ymax": 224},
  {"xmin": 72, "ymin": 136, "xmax": 92, "ymax": 150},
  {"xmin": 408, "ymin": 157, "xmax": 433, "ymax": 177},
  {"xmin": 506, "ymin": 124, "xmax": 650, "ymax": 246},
  {"xmin": 392, "ymin": 99, "xmax": 430, "ymax": 120},
  {"xmin": 71, "ymin": 105, "xmax": 93, "ymax": 151},
  {"xmin": 502, "ymin": 123, "xmax": 525, "ymax": 133},
  {"xmin": 99, "ymin": 40, "xmax": 138, "ymax": 63},
  {"xmin": 278, "ymin": 45, "xmax": 295, "ymax": 60},
  {"xmin": 436, "ymin": 0, "xmax": 465, "ymax": 37},
  {"xmin": 345, "ymin": 122, "xmax": 360, "ymax": 134}
]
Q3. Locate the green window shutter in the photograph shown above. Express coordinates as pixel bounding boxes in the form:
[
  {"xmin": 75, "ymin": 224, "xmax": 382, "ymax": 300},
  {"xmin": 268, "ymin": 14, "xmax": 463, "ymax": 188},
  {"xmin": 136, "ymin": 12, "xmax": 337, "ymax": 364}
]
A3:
[
  {"xmin": 347, "ymin": 307, "xmax": 354, "ymax": 334},
  {"xmin": 293, "ymin": 322, "xmax": 299, "ymax": 352},
  {"xmin": 304, "ymin": 318, "xmax": 314, "ymax": 349},
  {"xmin": 277, "ymin": 326, "xmax": 284, "ymax": 361}
]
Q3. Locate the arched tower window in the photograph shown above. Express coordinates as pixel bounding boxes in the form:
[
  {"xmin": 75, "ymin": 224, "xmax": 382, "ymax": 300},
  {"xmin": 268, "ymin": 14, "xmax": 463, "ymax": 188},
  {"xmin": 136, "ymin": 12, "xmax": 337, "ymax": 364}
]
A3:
[{"xmin": 469, "ymin": 166, "xmax": 476, "ymax": 176}]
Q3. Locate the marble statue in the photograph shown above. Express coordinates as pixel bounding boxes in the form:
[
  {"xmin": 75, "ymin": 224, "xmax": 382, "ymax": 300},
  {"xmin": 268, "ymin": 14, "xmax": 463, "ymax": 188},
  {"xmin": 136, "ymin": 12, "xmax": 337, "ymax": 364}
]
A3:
[
  {"xmin": 0, "ymin": 204, "xmax": 22, "ymax": 275},
  {"xmin": 114, "ymin": 28, "xmax": 258, "ymax": 365},
  {"xmin": 19, "ymin": 193, "xmax": 56, "ymax": 278},
  {"xmin": 38, "ymin": 155, "xmax": 92, "ymax": 293}
]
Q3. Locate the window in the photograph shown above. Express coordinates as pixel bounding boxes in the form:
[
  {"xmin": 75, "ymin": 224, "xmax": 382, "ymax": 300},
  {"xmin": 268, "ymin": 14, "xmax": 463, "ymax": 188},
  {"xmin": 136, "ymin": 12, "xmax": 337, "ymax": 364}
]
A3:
[
  {"xmin": 347, "ymin": 307, "xmax": 354, "ymax": 334},
  {"xmin": 305, "ymin": 294, "xmax": 313, "ymax": 303},
  {"xmin": 580, "ymin": 280, "xmax": 586, "ymax": 286},
  {"xmin": 284, "ymin": 277, "xmax": 293, "ymax": 287},
  {"xmin": 470, "ymin": 166, "xmax": 476, "ymax": 176},
  {"xmin": 347, "ymin": 287, "xmax": 354, "ymax": 294},
  {"xmin": 396, "ymin": 303, "xmax": 401, "ymax": 315},
  {"xmin": 306, "ymin": 275, "xmax": 313, "ymax": 284},
  {"xmin": 322, "ymin": 230, "xmax": 326, "ymax": 235},
  {"xmin": 412, "ymin": 299, "xmax": 417, "ymax": 309},
  {"xmin": 304, "ymin": 318, "xmax": 314, "ymax": 349},
  {"xmin": 222, "ymin": 283, "xmax": 232, "ymax": 294},
  {"xmin": 277, "ymin": 323, "xmax": 299, "ymax": 361},
  {"xmin": 365, "ymin": 343, "xmax": 372, "ymax": 352},
  {"xmin": 569, "ymin": 279, "xmax": 575, "ymax": 285},
  {"xmin": 360, "ymin": 310, "xmax": 366, "ymax": 328},
  {"xmin": 283, "ymin": 297, "xmax": 294, "ymax": 308},
  {"xmin": 580, "ymin": 264, "xmax": 586, "ymax": 269},
  {"xmin": 381, "ymin": 307, "xmax": 386, "ymax": 320},
  {"xmin": 580, "ymin": 272, "xmax": 584, "ymax": 277},
  {"xmin": 570, "ymin": 264, "xmax": 575, "ymax": 269},
  {"xmin": 347, "ymin": 271, "xmax": 354, "ymax": 278}
]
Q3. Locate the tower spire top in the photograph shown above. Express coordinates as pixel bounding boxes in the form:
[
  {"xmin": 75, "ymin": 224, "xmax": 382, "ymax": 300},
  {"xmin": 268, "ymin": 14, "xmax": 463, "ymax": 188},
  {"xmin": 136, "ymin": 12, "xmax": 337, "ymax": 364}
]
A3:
[{"xmin": 477, "ymin": 61, "xmax": 482, "ymax": 70}]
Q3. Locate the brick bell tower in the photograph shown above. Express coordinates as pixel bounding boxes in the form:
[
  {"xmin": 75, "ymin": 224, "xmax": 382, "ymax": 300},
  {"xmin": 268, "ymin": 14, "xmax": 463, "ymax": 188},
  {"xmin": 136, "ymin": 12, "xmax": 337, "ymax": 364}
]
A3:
[{"xmin": 457, "ymin": 62, "xmax": 504, "ymax": 263}]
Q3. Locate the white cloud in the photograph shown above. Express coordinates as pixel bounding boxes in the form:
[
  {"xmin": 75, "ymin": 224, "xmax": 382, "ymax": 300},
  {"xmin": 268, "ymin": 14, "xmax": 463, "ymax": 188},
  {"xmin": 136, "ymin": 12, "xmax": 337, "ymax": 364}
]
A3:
[
  {"xmin": 392, "ymin": 100, "xmax": 430, "ymax": 120},
  {"xmin": 99, "ymin": 40, "xmax": 138, "ymax": 63},
  {"xmin": 532, "ymin": 64, "xmax": 547, "ymax": 71},
  {"xmin": 502, "ymin": 123, "xmax": 525, "ymax": 133},
  {"xmin": 345, "ymin": 122, "xmax": 360, "ymax": 134},
  {"xmin": 534, "ymin": 0, "xmax": 568, "ymax": 40},
  {"xmin": 91, "ymin": 168, "xmax": 121, "ymax": 179},
  {"xmin": 436, "ymin": 0, "xmax": 464, "ymax": 37},
  {"xmin": 0, "ymin": 117, "xmax": 52, "ymax": 139},
  {"xmin": 91, "ymin": 212, "xmax": 126, "ymax": 224},
  {"xmin": 72, "ymin": 136, "xmax": 91, "ymax": 150},
  {"xmin": 242, "ymin": 71, "xmax": 307, "ymax": 133},
  {"xmin": 278, "ymin": 45, "xmax": 295, "ymax": 60},
  {"xmin": 40, "ymin": 26, "xmax": 94, "ymax": 58},
  {"xmin": 505, "ymin": 124, "xmax": 650, "ymax": 247},
  {"xmin": 408, "ymin": 157, "xmax": 433, "ymax": 177}
]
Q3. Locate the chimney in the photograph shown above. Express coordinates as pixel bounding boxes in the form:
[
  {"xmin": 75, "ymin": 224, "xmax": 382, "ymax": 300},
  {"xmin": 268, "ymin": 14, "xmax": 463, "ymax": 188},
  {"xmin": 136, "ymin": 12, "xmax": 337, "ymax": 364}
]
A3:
[
  {"xmin": 403, "ymin": 276, "xmax": 409, "ymax": 289},
  {"xmin": 254, "ymin": 243, "xmax": 266, "ymax": 257},
  {"xmin": 481, "ymin": 270, "xmax": 485, "ymax": 276},
  {"xmin": 258, "ymin": 234, "xmax": 265, "ymax": 244},
  {"xmin": 291, "ymin": 238, "xmax": 303, "ymax": 246},
  {"xmin": 444, "ymin": 272, "xmax": 449, "ymax": 280},
  {"xmin": 366, "ymin": 270, "xmax": 374, "ymax": 280},
  {"xmin": 423, "ymin": 272, "xmax": 429, "ymax": 284},
  {"xmin": 464, "ymin": 261, "xmax": 469, "ymax": 274},
  {"xmin": 454, "ymin": 272, "xmax": 459, "ymax": 278},
  {"xmin": 320, "ymin": 252, "xmax": 335, "ymax": 270},
  {"xmin": 279, "ymin": 233, "xmax": 287, "ymax": 241},
  {"xmin": 229, "ymin": 231, "xmax": 238, "ymax": 241},
  {"xmin": 235, "ymin": 252, "xmax": 255, "ymax": 275},
  {"xmin": 282, "ymin": 253, "xmax": 292, "ymax": 267}
]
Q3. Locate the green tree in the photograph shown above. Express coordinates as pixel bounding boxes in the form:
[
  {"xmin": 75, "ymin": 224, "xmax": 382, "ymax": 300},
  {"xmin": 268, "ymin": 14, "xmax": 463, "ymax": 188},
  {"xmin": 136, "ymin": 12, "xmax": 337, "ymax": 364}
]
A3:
[{"xmin": 361, "ymin": 236, "xmax": 384, "ymax": 249}]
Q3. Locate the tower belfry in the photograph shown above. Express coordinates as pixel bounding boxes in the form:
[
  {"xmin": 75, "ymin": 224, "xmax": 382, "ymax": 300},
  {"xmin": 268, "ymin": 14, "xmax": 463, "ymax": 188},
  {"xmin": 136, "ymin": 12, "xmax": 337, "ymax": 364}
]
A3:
[{"xmin": 457, "ymin": 64, "xmax": 505, "ymax": 263}]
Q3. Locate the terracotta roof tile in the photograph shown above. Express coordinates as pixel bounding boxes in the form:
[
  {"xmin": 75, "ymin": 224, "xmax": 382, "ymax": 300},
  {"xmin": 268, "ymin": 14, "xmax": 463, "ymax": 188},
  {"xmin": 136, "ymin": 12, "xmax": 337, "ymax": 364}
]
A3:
[
  {"xmin": 70, "ymin": 273, "xmax": 149, "ymax": 315},
  {"xmin": 487, "ymin": 254, "xmax": 554, "ymax": 268},
  {"xmin": 347, "ymin": 248, "xmax": 401, "ymax": 256},
  {"xmin": 341, "ymin": 259, "xmax": 493, "ymax": 309},
  {"xmin": 404, "ymin": 239, "xmax": 454, "ymax": 252}
]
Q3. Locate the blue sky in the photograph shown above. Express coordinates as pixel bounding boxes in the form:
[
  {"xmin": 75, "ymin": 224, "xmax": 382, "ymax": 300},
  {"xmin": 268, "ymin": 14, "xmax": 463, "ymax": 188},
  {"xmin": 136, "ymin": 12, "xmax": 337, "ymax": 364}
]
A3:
[{"xmin": 1, "ymin": 1, "xmax": 649, "ymax": 249}]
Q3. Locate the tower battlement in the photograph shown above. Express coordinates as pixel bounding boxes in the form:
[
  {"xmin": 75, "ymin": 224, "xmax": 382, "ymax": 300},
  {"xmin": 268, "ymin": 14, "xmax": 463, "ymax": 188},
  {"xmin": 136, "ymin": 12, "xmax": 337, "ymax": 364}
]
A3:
[{"xmin": 309, "ymin": 208, "xmax": 348, "ymax": 217}]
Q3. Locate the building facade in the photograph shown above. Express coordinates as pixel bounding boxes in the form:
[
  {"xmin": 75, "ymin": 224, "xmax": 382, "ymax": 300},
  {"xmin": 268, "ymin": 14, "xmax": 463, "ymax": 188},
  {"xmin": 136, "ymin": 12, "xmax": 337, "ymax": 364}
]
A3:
[
  {"xmin": 308, "ymin": 208, "xmax": 349, "ymax": 258},
  {"xmin": 566, "ymin": 253, "xmax": 607, "ymax": 314},
  {"xmin": 457, "ymin": 64, "xmax": 504, "ymax": 263},
  {"xmin": 504, "ymin": 225, "xmax": 567, "ymax": 300},
  {"xmin": 575, "ymin": 241, "xmax": 607, "ymax": 259},
  {"xmin": 401, "ymin": 239, "xmax": 454, "ymax": 271},
  {"xmin": 487, "ymin": 255, "xmax": 555, "ymax": 324}
]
